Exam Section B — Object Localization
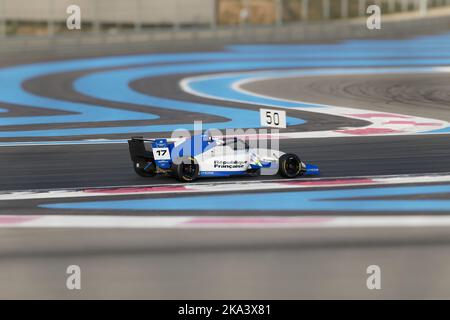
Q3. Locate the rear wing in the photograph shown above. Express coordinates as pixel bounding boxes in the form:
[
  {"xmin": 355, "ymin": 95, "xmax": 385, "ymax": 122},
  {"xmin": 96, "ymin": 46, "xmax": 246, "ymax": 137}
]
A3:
[
  {"xmin": 128, "ymin": 137, "xmax": 154, "ymax": 162},
  {"xmin": 128, "ymin": 136, "xmax": 180, "ymax": 164},
  {"xmin": 128, "ymin": 135, "xmax": 209, "ymax": 166}
]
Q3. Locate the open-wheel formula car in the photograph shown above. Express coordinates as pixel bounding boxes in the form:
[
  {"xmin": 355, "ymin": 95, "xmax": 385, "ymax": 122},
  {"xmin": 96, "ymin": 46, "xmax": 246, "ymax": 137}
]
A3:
[{"xmin": 128, "ymin": 134, "xmax": 319, "ymax": 182}]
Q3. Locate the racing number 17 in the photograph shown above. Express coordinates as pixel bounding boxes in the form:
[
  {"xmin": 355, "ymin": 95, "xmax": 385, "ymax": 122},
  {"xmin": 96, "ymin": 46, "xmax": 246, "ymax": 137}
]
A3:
[
  {"xmin": 156, "ymin": 150, "xmax": 167, "ymax": 157},
  {"xmin": 153, "ymin": 147, "xmax": 171, "ymax": 160}
]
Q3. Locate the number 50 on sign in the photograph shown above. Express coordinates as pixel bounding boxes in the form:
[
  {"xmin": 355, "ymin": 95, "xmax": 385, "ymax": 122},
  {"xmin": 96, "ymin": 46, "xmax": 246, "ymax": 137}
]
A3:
[{"xmin": 260, "ymin": 108, "xmax": 287, "ymax": 129}]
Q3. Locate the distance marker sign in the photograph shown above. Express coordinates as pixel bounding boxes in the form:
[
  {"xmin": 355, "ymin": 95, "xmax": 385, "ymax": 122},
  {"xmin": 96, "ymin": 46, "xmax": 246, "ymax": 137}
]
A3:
[{"xmin": 260, "ymin": 108, "xmax": 287, "ymax": 129}]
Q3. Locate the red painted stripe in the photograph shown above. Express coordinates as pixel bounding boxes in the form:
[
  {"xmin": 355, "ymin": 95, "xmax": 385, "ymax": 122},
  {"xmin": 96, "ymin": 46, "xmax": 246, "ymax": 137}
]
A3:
[
  {"xmin": 84, "ymin": 186, "xmax": 187, "ymax": 194},
  {"xmin": 383, "ymin": 120, "xmax": 442, "ymax": 126},
  {"xmin": 283, "ymin": 178, "xmax": 374, "ymax": 186},
  {"xmin": 0, "ymin": 216, "xmax": 39, "ymax": 225},
  {"xmin": 348, "ymin": 113, "xmax": 411, "ymax": 119},
  {"xmin": 336, "ymin": 128, "xmax": 402, "ymax": 135}
]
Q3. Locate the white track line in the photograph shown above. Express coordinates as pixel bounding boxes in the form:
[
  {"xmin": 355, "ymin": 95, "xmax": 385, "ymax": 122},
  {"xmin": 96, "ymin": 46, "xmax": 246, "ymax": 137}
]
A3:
[
  {"xmin": 2, "ymin": 215, "xmax": 450, "ymax": 229},
  {"xmin": 1, "ymin": 173, "xmax": 450, "ymax": 201},
  {"xmin": 181, "ymin": 67, "xmax": 450, "ymax": 139}
]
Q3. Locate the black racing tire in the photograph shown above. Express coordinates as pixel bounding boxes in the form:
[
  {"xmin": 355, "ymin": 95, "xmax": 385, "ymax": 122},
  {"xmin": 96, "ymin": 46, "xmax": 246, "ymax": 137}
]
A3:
[
  {"xmin": 278, "ymin": 153, "xmax": 303, "ymax": 178},
  {"xmin": 133, "ymin": 159, "xmax": 157, "ymax": 177},
  {"xmin": 172, "ymin": 157, "xmax": 199, "ymax": 182}
]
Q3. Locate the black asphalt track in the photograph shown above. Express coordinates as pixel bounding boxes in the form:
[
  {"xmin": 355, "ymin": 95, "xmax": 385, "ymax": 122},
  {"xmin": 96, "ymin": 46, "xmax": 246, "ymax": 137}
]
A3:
[{"xmin": 1, "ymin": 135, "xmax": 450, "ymax": 191}]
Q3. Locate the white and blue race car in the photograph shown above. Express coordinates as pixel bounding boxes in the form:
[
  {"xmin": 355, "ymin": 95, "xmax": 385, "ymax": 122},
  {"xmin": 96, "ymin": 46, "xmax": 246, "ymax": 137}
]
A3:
[{"xmin": 128, "ymin": 134, "xmax": 319, "ymax": 182}]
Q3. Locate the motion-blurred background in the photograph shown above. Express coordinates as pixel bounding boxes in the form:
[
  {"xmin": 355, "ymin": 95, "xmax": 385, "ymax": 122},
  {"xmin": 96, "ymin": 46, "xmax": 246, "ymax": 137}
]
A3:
[
  {"xmin": 1, "ymin": 0, "xmax": 450, "ymax": 53},
  {"xmin": 1, "ymin": 0, "xmax": 448, "ymax": 32}
]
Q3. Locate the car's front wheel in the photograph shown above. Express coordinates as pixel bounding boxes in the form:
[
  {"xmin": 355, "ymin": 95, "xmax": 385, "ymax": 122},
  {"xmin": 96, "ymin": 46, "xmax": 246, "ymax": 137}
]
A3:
[
  {"xmin": 172, "ymin": 157, "xmax": 199, "ymax": 182},
  {"xmin": 278, "ymin": 154, "xmax": 303, "ymax": 178}
]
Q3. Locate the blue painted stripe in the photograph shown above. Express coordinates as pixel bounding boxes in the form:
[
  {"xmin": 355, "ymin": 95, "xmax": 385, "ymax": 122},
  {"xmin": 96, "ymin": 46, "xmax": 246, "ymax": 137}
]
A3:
[
  {"xmin": 0, "ymin": 57, "xmax": 162, "ymax": 127},
  {"xmin": 199, "ymin": 171, "xmax": 248, "ymax": 177},
  {"xmin": 41, "ymin": 184, "xmax": 450, "ymax": 211},
  {"xmin": 425, "ymin": 127, "xmax": 450, "ymax": 134},
  {"xmin": 73, "ymin": 60, "xmax": 317, "ymax": 134},
  {"xmin": 3, "ymin": 30, "xmax": 450, "ymax": 138},
  {"xmin": 71, "ymin": 60, "xmax": 450, "ymax": 138},
  {"xmin": 0, "ymin": 53, "xmax": 301, "ymax": 132},
  {"xmin": 9, "ymin": 49, "xmax": 439, "ymax": 126}
]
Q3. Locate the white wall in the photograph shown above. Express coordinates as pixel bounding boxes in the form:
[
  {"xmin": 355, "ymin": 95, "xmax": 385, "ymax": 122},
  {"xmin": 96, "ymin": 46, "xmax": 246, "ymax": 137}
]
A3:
[{"xmin": 0, "ymin": 0, "xmax": 215, "ymax": 24}]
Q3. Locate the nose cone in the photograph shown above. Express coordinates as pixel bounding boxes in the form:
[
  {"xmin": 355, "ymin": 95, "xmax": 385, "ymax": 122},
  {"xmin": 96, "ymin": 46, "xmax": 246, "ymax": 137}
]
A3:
[{"xmin": 305, "ymin": 164, "xmax": 320, "ymax": 175}]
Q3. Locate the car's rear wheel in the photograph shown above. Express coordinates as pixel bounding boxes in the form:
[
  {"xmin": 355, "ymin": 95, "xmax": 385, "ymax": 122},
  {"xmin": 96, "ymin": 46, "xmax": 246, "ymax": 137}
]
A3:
[
  {"xmin": 172, "ymin": 157, "xmax": 199, "ymax": 182},
  {"xmin": 278, "ymin": 154, "xmax": 303, "ymax": 178},
  {"xmin": 133, "ymin": 159, "xmax": 156, "ymax": 177}
]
